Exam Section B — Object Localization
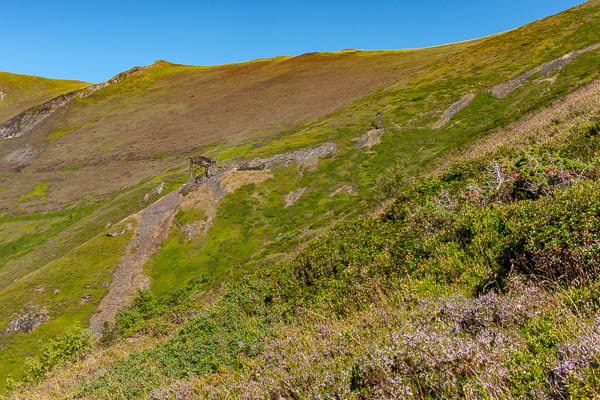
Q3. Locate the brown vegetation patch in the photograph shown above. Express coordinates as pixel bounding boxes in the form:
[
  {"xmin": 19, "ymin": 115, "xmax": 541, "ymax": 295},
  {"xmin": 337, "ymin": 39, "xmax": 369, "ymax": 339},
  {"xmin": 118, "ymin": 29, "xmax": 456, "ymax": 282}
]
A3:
[{"xmin": 0, "ymin": 45, "xmax": 458, "ymax": 211}]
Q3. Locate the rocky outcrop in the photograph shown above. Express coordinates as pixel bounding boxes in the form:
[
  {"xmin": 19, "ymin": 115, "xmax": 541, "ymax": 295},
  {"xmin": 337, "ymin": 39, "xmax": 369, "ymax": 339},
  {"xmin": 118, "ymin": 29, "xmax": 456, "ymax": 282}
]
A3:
[
  {"xmin": 491, "ymin": 42, "xmax": 600, "ymax": 99},
  {"xmin": 433, "ymin": 93, "xmax": 476, "ymax": 128},
  {"xmin": 3, "ymin": 305, "xmax": 49, "ymax": 335},
  {"xmin": 4, "ymin": 145, "xmax": 36, "ymax": 167},
  {"xmin": 0, "ymin": 66, "xmax": 149, "ymax": 140},
  {"xmin": 284, "ymin": 187, "xmax": 308, "ymax": 207},
  {"xmin": 355, "ymin": 129, "xmax": 384, "ymax": 149},
  {"xmin": 237, "ymin": 143, "xmax": 337, "ymax": 170},
  {"xmin": 143, "ymin": 182, "xmax": 165, "ymax": 202},
  {"xmin": 0, "ymin": 90, "xmax": 6, "ymax": 102}
]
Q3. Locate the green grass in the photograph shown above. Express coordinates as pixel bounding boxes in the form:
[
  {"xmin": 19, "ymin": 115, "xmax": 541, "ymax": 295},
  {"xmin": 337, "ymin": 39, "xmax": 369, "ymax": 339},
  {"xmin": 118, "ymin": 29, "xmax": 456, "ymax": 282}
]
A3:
[
  {"xmin": 3, "ymin": 2, "xmax": 600, "ymax": 395},
  {"xmin": 46, "ymin": 119, "xmax": 98, "ymax": 143},
  {"xmin": 0, "ymin": 72, "xmax": 90, "ymax": 122},
  {"xmin": 17, "ymin": 184, "xmax": 47, "ymax": 203},
  {"xmin": 214, "ymin": 144, "xmax": 255, "ymax": 161},
  {"xmin": 173, "ymin": 208, "xmax": 206, "ymax": 225},
  {"xmin": 0, "ymin": 217, "xmax": 64, "ymax": 246},
  {"xmin": 141, "ymin": 20, "xmax": 600, "ymax": 300},
  {"xmin": 0, "ymin": 171, "xmax": 188, "ymax": 388},
  {"xmin": 50, "ymin": 117, "xmax": 600, "ymax": 399},
  {"xmin": 152, "ymin": 151, "xmax": 177, "ymax": 160},
  {"xmin": 0, "ymin": 228, "xmax": 132, "ymax": 384}
]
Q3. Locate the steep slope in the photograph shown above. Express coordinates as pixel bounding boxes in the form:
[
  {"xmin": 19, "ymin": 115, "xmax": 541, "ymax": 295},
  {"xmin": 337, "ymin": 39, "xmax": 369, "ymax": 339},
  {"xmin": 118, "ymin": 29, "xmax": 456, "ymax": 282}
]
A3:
[
  {"xmin": 0, "ymin": 48, "xmax": 464, "ymax": 213},
  {"xmin": 2, "ymin": 0, "xmax": 600, "ymax": 395},
  {"xmin": 0, "ymin": 72, "xmax": 90, "ymax": 123}
]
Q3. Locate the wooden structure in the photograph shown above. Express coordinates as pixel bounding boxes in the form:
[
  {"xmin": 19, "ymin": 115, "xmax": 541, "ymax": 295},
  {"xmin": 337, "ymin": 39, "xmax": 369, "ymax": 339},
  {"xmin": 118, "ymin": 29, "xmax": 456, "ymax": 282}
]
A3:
[{"xmin": 189, "ymin": 156, "xmax": 218, "ymax": 182}]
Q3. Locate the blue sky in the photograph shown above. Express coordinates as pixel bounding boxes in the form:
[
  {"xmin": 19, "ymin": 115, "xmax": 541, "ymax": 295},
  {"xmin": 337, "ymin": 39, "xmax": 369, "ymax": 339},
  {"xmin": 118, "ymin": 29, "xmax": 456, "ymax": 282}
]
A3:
[{"xmin": 1, "ymin": 0, "xmax": 584, "ymax": 83}]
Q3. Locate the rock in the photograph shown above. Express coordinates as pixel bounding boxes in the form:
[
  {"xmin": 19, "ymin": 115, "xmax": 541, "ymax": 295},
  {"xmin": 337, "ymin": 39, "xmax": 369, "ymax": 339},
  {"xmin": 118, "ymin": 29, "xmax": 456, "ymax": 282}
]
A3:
[
  {"xmin": 244, "ymin": 143, "xmax": 337, "ymax": 170},
  {"xmin": 104, "ymin": 222, "xmax": 112, "ymax": 229},
  {"xmin": 144, "ymin": 182, "xmax": 165, "ymax": 202},
  {"xmin": 4, "ymin": 146, "xmax": 36, "ymax": 167},
  {"xmin": 80, "ymin": 293, "xmax": 92, "ymax": 303},
  {"xmin": 33, "ymin": 286, "xmax": 44, "ymax": 294},
  {"xmin": 329, "ymin": 185, "xmax": 354, "ymax": 197},
  {"xmin": 356, "ymin": 129, "xmax": 384, "ymax": 149},
  {"xmin": 433, "ymin": 93, "xmax": 476, "ymax": 128},
  {"xmin": 53, "ymin": 289, "xmax": 60, "ymax": 294},
  {"xmin": 284, "ymin": 187, "xmax": 308, "ymax": 208},
  {"xmin": 0, "ymin": 90, "xmax": 6, "ymax": 102},
  {"xmin": 237, "ymin": 163, "xmax": 265, "ymax": 171},
  {"xmin": 490, "ymin": 42, "xmax": 600, "ymax": 99},
  {"xmin": 106, "ymin": 229, "xmax": 127, "ymax": 237},
  {"xmin": 3, "ymin": 305, "xmax": 49, "ymax": 335}
]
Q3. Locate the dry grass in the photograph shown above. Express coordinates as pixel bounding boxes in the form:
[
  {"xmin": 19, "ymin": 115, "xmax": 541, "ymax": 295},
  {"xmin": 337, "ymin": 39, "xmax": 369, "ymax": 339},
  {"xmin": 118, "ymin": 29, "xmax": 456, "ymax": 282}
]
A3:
[{"xmin": 9, "ymin": 334, "xmax": 162, "ymax": 400}]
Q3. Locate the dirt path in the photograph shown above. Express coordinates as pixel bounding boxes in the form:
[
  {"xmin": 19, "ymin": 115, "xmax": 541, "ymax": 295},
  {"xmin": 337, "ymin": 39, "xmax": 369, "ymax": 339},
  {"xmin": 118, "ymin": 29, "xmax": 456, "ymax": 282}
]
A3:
[
  {"xmin": 88, "ymin": 143, "xmax": 336, "ymax": 334},
  {"xmin": 88, "ymin": 189, "xmax": 181, "ymax": 335}
]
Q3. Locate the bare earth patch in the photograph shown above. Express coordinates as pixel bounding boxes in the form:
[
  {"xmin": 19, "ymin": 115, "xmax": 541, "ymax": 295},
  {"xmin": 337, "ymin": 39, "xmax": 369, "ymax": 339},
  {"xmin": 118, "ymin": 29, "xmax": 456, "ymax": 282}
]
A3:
[{"xmin": 88, "ymin": 189, "xmax": 182, "ymax": 335}]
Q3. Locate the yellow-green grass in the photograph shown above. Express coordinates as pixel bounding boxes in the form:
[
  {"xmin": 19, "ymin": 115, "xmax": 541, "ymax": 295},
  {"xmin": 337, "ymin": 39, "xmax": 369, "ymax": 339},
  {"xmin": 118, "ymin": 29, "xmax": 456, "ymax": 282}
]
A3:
[
  {"xmin": 0, "ymin": 217, "xmax": 64, "ymax": 246},
  {"xmin": 0, "ymin": 227, "xmax": 132, "ymax": 384},
  {"xmin": 2, "ymin": 0, "xmax": 600, "ymax": 393},
  {"xmin": 0, "ymin": 72, "xmax": 90, "ymax": 123},
  {"xmin": 17, "ymin": 184, "xmax": 47, "ymax": 203}
]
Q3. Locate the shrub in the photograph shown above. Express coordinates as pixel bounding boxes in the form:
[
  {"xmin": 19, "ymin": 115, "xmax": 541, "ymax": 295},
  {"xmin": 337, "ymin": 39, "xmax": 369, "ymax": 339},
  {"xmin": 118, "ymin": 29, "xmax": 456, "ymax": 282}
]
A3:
[{"xmin": 23, "ymin": 324, "xmax": 91, "ymax": 383}]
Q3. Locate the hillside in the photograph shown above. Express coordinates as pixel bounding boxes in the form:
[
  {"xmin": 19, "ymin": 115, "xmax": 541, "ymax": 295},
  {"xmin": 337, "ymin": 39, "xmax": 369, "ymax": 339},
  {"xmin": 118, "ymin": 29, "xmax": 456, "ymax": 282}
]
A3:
[
  {"xmin": 0, "ymin": 72, "xmax": 90, "ymax": 124},
  {"xmin": 1, "ymin": 0, "xmax": 600, "ymax": 398}
]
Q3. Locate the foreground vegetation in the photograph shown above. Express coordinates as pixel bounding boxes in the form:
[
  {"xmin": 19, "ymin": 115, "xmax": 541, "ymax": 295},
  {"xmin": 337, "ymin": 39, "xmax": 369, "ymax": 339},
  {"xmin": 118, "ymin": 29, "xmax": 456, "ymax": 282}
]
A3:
[
  {"xmin": 9, "ymin": 94, "xmax": 600, "ymax": 399},
  {"xmin": 2, "ymin": 2, "xmax": 600, "ymax": 397}
]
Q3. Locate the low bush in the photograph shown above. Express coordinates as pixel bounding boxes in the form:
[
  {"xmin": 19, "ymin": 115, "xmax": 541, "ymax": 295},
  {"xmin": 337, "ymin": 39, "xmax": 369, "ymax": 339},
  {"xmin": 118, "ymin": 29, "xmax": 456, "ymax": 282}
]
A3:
[{"xmin": 23, "ymin": 325, "xmax": 91, "ymax": 383}]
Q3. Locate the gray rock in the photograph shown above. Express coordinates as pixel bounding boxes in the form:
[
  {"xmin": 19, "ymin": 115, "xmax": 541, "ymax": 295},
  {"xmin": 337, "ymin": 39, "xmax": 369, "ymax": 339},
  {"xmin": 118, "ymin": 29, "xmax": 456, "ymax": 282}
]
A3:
[
  {"xmin": 143, "ymin": 182, "xmax": 165, "ymax": 202},
  {"xmin": 3, "ymin": 305, "xmax": 49, "ymax": 335}
]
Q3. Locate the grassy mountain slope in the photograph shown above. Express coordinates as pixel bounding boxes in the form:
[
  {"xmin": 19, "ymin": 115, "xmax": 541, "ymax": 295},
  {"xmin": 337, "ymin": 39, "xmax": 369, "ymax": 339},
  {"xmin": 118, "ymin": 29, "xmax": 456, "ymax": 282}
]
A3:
[
  {"xmin": 24, "ymin": 105, "xmax": 600, "ymax": 399},
  {"xmin": 0, "ymin": 72, "xmax": 90, "ymax": 123},
  {"xmin": 0, "ymin": 47, "xmax": 465, "ymax": 213},
  {"xmin": 2, "ymin": 0, "xmax": 600, "ymax": 396}
]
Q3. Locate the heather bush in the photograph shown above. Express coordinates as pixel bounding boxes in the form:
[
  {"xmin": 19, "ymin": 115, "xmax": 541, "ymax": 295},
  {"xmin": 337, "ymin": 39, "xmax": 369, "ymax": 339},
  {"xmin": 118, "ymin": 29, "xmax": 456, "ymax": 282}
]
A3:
[{"xmin": 26, "ymin": 118, "xmax": 600, "ymax": 398}]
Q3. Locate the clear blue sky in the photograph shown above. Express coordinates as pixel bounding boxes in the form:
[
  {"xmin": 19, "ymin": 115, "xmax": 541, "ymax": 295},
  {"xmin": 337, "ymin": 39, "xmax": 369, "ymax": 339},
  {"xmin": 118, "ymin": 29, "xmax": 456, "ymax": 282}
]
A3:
[{"xmin": 1, "ymin": 0, "xmax": 584, "ymax": 83}]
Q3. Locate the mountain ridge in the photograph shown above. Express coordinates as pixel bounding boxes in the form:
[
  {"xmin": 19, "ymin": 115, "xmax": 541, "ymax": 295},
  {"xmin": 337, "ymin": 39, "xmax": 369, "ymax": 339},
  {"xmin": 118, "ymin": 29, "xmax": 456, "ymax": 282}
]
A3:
[{"xmin": 1, "ymin": 0, "xmax": 600, "ymax": 395}]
